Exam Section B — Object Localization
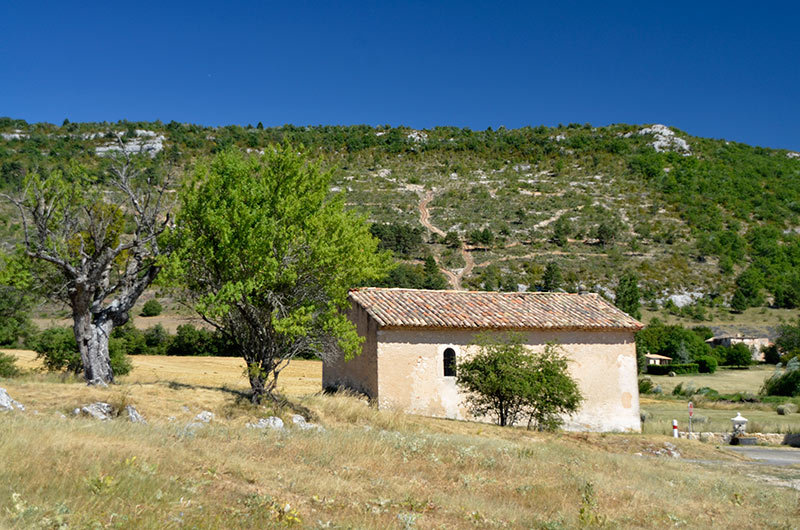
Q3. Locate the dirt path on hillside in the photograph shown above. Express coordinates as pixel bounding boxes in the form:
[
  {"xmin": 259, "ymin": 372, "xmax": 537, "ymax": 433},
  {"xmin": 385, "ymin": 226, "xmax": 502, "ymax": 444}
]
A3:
[{"xmin": 417, "ymin": 190, "xmax": 474, "ymax": 289}]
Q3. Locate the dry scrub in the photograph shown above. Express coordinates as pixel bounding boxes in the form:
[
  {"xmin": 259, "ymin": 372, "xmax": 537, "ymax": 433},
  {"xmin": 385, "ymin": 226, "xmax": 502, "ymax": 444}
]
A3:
[{"xmin": 0, "ymin": 352, "xmax": 798, "ymax": 528}]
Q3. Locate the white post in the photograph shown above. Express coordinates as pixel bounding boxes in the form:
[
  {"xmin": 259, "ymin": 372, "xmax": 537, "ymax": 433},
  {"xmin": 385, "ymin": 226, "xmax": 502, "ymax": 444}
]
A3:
[{"xmin": 672, "ymin": 419, "xmax": 679, "ymax": 438}]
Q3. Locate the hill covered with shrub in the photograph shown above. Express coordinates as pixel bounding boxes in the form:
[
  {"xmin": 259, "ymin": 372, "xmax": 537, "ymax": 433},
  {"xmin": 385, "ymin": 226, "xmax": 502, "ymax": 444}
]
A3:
[{"xmin": 2, "ymin": 117, "xmax": 800, "ymax": 320}]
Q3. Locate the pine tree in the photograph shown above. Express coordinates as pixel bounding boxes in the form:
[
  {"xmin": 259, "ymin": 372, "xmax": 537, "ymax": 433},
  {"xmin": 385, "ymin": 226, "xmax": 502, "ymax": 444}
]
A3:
[{"xmin": 614, "ymin": 272, "xmax": 641, "ymax": 319}]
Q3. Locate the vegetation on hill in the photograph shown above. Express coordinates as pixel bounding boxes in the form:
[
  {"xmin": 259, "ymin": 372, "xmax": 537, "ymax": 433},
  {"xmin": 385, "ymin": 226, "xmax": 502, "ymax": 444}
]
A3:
[{"xmin": 2, "ymin": 117, "xmax": 800, "ymax": 324}]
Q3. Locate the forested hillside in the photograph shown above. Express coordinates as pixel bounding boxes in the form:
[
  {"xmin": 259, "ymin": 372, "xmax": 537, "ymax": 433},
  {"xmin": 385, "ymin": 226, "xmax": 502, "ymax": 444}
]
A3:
[{"xmin": 2, "ymin": 117, "xmax": 800, "ymax": 322}]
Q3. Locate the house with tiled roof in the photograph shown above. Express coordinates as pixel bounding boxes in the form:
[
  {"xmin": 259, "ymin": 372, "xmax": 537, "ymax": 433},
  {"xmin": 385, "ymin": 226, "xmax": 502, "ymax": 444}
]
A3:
[{"xmin": 323, "ymin": 287, "xmax": 644, "ymax": 432}]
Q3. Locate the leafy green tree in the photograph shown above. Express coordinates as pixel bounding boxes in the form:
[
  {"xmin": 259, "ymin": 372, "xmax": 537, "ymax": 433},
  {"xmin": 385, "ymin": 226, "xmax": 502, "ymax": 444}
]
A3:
[
  {"xmin": 542, "ymin": 262, "xmax": 563, "ymax": 292},
  {"xmin": 370, "ymin": 223, "xmax": 423, "ymax": 257},
  {"xmin": 456, "ymin": 333, "xmax": 582, "ymax": 429},
  {"xmin": 730, "ymin": 288, "xmax": 748, "ymax": 313},
  {"xmin": 1, "ymin": 145, "xmax": 171, "ymax": 384},
  {"xmin": 551, "ymin": 215, "xmax": 571, "ymax": 247},
  {"xmin": 614, "ymin": 272, "xmax": 641, "ymax": 320},
  {"xmin": 594, "ymin": 222, "xmax": 618, "ymax": 246},
  {"xmin": 0, "ymin": 251, "xmax": 34, "ymax": 347},
  {"xmin": 140, "ymin": 299, "xmax": 163, "ymax": 317},
  {"xmin": 422, "ymin": 255, "xmax": 449, "ymax": 290},
  {"xmin": 733, "ymin": 267, "xmax": 764, "ymax": 309},
  {"xmin": 721, "ymin": 343, "xmax": 753, "ymax": 367},
  {"xmin": 443, "ymin": 231, "xmax": 461, "ymax": 248},
  {"xmin": 168, "ymin": 147, "xmax": 391, "ymax": 403}
]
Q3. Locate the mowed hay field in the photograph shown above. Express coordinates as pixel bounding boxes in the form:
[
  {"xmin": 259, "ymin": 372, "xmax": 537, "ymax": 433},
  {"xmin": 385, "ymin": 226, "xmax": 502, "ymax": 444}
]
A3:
[{"xmin": 1, "ymin": 351, "xmax": 800, "ymax": 528}]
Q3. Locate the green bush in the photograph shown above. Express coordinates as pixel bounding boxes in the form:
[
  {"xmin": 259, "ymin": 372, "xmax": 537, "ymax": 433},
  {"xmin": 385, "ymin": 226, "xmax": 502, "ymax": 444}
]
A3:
[
  {"xmin": 721, "ymin": 343, "xmax": 754, "ymax": 367},
  {"xmin": 696, "ymin": 355, "xmax": 718, "ymax": 374},
  {"xmin": 0, "ymin": 351, "xmax": 20, "ymax": 378},
  {"xmin": 32, "ymin": 327, "xmax": 132, "ymax": 377},
  {"xmin": 638, "ymin": 377, "xmax": 655, "ymax": 394},
  {"xmin": 140, "ymin": 299, "xmax": 163, "ymax": 317},
  {"xmin": 761, "ymin": 358, "xmax": 800, "ymax": 397},
  {"xmin": 647, "ymin": 363, "xmax": 699, "ymax": 375},
  {"xmin": 166, "ymin": 324, "xmax": 239, "ymax": 357}
]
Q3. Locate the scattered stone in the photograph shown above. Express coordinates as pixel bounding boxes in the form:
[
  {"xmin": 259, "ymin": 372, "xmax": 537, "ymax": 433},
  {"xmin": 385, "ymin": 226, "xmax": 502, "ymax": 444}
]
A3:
[
  {"xmin": 182, "ymin": 405, "xmax": 191, "ymax": 413},
  {"xmin": 292, "ymin": 414, "xmax": 325, "ymax": 432},
  {"xmin": 80, "ymin": 402, "xmax": 114, "ymax": 421},
  {"xmin": 184, "ymin": 410, "xmax": 215, "ymax": 431},
  {"xmin": 247, "ymin": 416, "xmax": 284, "ymax": 430},
  {"xmin": 125, "ymin": 405, "xmax": 147, "ymax": 424},
  {"xmin": 193, "ymin": 411, "xmax": 214, "ymax": 423},
  {"xmin": 668, "ymin": 371, "xmax": 677, "ymax": 377},
  {"xmin": 0, "ymin": 388, "xmax": 24, "ymax": 412}
]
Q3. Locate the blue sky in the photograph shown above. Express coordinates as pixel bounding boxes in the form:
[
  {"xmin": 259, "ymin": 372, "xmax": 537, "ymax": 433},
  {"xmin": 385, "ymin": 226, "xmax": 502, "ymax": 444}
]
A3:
[{"xmin": 1, "ymin": 1, "xmax": 798, "ymax": 150}]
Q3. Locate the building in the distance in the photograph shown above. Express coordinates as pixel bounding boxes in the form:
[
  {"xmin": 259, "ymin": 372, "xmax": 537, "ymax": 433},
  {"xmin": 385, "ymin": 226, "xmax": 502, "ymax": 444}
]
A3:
[
  {"xmin": 323, "ymin": 288, "xmax": 644, "ymax": 432},
  {"xmin": 705, "ymin": 334, "xmax": 771, "ymax": 362}
]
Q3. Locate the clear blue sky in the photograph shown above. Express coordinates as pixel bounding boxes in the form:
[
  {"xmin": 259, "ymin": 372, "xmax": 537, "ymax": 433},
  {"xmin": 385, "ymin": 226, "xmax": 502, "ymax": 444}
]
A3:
[{"xmin": 1, "ymin": 1, "xmax": 798, "ymax": 150}]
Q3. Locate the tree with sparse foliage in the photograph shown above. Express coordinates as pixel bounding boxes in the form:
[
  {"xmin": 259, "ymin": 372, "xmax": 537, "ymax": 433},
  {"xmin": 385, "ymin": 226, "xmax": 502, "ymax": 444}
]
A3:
[
  {"xmin": 456, "ymin": 333, "xmax": 582, "ymax": 429},
  {"xmin": 168, "ymin": 146, "xmax": 391, "ymax": 403},
  {"xmin": 1, "ymin": 139, "xmax": 171, "ymax": 384},
  {"xmin": 614, "ymin": 272, "xmax": 641, "ymax": 320}
]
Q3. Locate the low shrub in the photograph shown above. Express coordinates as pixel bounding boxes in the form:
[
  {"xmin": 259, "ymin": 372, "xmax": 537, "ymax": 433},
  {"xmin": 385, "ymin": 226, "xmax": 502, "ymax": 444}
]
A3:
[
  {"xmin": 32, "ymin": 327, "xmax": 132, "ymax": 377},
  {"xmin": 696, "ymin": 355, "xmax": 718, "ymax": 374},
  {"xmin": 638, "ymin": 377, "xmax": 655, "ymax": 394},
  {"xmin": 0, "ymin": 351, "xmax": 20, "ymax": 378},
  {"xmin": 672, "ymin": 381, "xmax": 698, "ymax": 397},
  {"xmin": 140, "ymin": 299, "xmax": 164, "ymax": 317},
  {"xmin": 647, "ymin": 363, "xmax": 699, "ymax": 375}
]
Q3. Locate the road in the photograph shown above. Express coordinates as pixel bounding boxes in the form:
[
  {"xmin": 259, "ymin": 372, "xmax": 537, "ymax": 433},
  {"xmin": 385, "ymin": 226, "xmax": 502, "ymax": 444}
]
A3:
[{"xmin": 727, "ymin": 446, "xmax": 800, "ymax": 467}]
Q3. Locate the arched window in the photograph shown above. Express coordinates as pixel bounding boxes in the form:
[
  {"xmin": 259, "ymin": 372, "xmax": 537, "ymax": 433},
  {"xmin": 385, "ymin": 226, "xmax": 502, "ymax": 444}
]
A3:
[{"xmin": 443, "ymin": 347, "xmax": 456, "ymax": 377}]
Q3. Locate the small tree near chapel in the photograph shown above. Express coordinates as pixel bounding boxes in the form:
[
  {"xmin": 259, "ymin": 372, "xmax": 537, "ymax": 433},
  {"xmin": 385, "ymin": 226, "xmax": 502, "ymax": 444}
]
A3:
[{"xmin": 456, "ymin": 333, "xmax": 583, "ymax": 430}]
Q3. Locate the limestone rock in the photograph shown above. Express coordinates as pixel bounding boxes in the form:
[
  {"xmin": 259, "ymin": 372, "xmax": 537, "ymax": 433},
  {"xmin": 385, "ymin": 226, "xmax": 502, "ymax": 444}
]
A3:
[
  {"xmin": 80, "ymin": 402, "xmax": 114, "ymax": 421},
  {"xmin": 0, "ymin": 388, "xmax": 24, "ymax": 412},
  {"xmin": 291, "ymin": 414, "xmax": 324, "ymax": 432},
  {"xmin": 185, "ymin": 410, "xmax": 214, "ymax": 430},
  {"xmin": 247, "ymin": 416, "xmax": 284, "ymax": 430},
  {"xmin": 125, "ymin": 405, "xmax": 147, "ymax": 424},
  {"xmin": 193, "ymin": 411, "xmax": 214, "ymax": 423}
]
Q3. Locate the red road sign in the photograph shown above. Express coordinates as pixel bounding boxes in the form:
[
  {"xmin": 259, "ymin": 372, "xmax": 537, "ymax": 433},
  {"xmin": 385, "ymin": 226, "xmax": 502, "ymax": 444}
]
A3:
[{"xmin": 688, "ymin": 401, "xmax": 694, "ymax": 417}]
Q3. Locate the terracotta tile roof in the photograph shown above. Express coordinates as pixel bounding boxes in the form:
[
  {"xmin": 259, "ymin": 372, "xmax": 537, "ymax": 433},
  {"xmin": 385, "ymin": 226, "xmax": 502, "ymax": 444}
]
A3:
[{"xmin": 349, "ymin": 288, "xmax": 643, "ymax": 331}]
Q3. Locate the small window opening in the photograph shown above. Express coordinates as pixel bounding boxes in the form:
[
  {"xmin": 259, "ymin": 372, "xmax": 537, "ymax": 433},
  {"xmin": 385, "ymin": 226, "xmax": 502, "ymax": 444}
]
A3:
[{"xmin": 443, "ymin": 347, "xmax": 456, "ymax": 377}]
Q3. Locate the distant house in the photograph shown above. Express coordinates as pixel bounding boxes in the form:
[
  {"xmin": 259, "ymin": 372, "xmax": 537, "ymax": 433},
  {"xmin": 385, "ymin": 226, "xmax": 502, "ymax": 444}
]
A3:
[
  {"xmin": 323, "ymin": 288, "xmax": 644, "ymax": 432},
  {"xmin": 645, "ymin": 353, "xmax": 672, "ymax": 366},
  {"xmin": 705, "ymin": 335, "xmax": 771, "ymax": 362}
]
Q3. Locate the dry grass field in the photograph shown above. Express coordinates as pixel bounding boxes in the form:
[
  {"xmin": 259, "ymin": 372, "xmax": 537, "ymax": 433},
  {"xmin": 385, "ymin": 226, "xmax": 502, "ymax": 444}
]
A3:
[{"xmin": 1, "ymin": 350, "xmax": 800, "ymax": 528}]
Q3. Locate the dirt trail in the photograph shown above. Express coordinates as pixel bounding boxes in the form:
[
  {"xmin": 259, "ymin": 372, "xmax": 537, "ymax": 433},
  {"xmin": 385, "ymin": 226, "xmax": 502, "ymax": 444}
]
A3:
[
  {"xmin": 418, "ymin": 190, "xmax": 445, "ymax": 237},
  {"xmin": 416, "ymin": 190, "xmax": 472, "ymax": 290}
]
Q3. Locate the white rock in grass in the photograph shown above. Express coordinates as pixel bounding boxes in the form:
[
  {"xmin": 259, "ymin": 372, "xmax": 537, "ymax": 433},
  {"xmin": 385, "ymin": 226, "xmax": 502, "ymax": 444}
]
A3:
[
  {"xmin": 0, "ymin": 388, "xmax": 24, "ymax": 412},
  {"xmin": 80, "ymin": 402, "xmax": 114, "ymax": 421},
  {"xmin": 291, "ymin": 414, "xmax": 325, "ymax": 432},
  {"xmin": 125, "ymin": 405, "xmax": 147, "ymax": 424},
  {"xmin": 193, "ymin": 411, "xmax": 214, "ymax": 423},
  {"xmin": 247, "ymin": 416, "xmax": 284, "ymax": 430}
]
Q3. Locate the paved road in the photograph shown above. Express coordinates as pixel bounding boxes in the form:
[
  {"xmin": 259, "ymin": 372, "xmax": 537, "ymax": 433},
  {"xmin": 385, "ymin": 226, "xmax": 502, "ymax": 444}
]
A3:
[{"xmin": 727, "ymin": 446, "xmax": 800, "ymax": 466}]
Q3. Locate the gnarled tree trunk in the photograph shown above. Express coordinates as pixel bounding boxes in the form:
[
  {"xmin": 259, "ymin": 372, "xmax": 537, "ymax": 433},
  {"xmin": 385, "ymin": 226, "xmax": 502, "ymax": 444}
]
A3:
[{"xmin": 74, "ymin": 311, "xmax": 114, "ymax": 385}]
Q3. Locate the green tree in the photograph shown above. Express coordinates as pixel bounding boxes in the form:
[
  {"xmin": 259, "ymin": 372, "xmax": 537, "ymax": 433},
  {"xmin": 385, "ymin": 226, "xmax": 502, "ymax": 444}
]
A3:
[
  {"xmin": 551, "ymin": 215, "xmax": 571, "ymax": 247},
  {"xmin": 0, "ymin": 251, "xmax": 34, "ymax": 347},
  {"xmin": 169, "ymin": 147, "xmax": 391, "ymax": 403},
  {"xmin": 542, "ymin": 262, "xmax": 563, "ymax": 292},
  {"xmin": 422, "ymin": 255, "xmax": 449, "ymax": 290},
  {"xmin": 140, "ymin": 299, "xmax": 163, "ymax": 317},
  {"xmin": 614, "ymin": 272, "xmax": 641, "ymax": 320},
  {"xmin": 456, "ymin": 333, "xmax": 582, "ymax": 429},
  {"xmin": 723, "ymin": 343, "xmax": 753, "ymax": 367}
]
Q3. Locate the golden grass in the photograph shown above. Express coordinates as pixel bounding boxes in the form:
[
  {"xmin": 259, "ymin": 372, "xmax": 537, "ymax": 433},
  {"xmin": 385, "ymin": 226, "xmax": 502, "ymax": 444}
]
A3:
[
  {"xmin": 645, "ymin": 366, "xmax": 777, "ymax": 395},
  {"xmin": 1, "ymin": 351, "xmax": 799, "ymax": 528}
]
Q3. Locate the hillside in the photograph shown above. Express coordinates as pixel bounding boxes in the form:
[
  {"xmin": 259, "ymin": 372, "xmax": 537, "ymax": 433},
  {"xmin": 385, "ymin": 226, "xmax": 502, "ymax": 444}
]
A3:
[{"xmin": 2, "ymin": 118, "xmax": 800, "ymax": 332}]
